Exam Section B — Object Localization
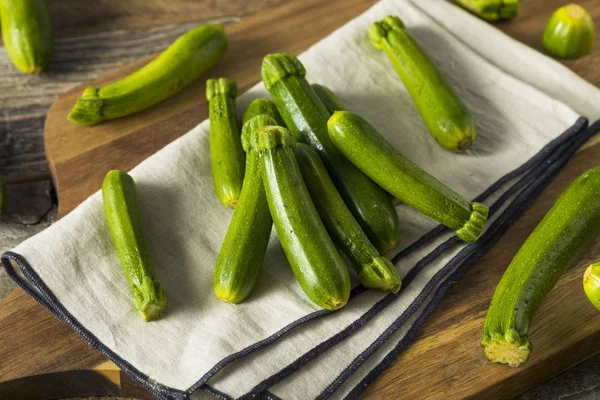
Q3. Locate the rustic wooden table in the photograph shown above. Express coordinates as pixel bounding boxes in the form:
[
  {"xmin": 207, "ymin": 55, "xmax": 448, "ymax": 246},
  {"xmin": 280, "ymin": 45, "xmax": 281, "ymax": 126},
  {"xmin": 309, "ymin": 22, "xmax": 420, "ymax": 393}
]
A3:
[{"xmin": 1, "ymin": 0, "xmax": 600, "ymax": 398}]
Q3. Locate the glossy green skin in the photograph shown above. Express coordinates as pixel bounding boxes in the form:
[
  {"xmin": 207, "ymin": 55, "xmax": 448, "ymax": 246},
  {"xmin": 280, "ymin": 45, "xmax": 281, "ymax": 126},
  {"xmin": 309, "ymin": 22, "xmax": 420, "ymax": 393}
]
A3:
[
  {"xmin": 328, "ymin": 111, "xmax": 487, "ymax": 243},
  {"xmin": 242, "ymin": 98, "xmax": 285, "ymax": 127},
  {"xmin": 295, "ymin": 143, "xmax": 401, "ymax": 293},
  {"xmin": 311, "ymin": 84, "xmax": 346, "ymax": 114},
  {"xmin": 102, "ymin": 170, "xmax": 168, "ymax": 322},
  {"xmin": 251, "ymin": 126, "xmax": 350, "ymax": 310},
  {"xmin": 369, "ymin": 16, "xmax": 476, "ymax": 152},
  {"xmin": 207, "ymin": 78, "xmax": 245, "ymax": 209},
  {"xmin": 0, "ymin": 177, "xmax": 6, "ymax": 216},
  {"xmin": 262, "ymin": 53, "xmax": 400, "ymax": 254},
  {"xmin": 482, "ymin": 167, "xmax": 600, "ymax": 365},
  {"xmin": 0, "ymin": 0, "xmax": 53, "ymax": 74},
  {"xmin": 542, "ymin": 4, "xmax": 595, "ymax": 59},
  {"xmin": 213, "ymin": 114, "xmax": 281, "ymax": 304},
  {"xmin": 584, "ymin": 263, "xmax": 600, "ymax": 312},
  {"xmin": 69, "ymin": 23, "xmax": 227, "ymax": 125},
  {"xmin": 455, "ymin": 0, "xmax": 518, "ymax": 21}
]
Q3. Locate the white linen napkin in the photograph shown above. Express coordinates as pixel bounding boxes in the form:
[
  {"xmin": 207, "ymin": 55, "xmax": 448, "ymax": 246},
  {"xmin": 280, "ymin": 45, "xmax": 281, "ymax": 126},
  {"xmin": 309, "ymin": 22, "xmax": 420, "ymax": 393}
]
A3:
[{"xmin": 4, "ymin": 0, "xmax": 599, "ymax": 399}]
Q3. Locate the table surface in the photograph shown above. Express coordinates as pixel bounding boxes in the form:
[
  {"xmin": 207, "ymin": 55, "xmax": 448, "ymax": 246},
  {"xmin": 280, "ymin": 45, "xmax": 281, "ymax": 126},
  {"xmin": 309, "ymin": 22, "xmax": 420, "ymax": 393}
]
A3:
[{"xmin": 1, "ymin": 0, "xmax": 600, "ymax": 399}]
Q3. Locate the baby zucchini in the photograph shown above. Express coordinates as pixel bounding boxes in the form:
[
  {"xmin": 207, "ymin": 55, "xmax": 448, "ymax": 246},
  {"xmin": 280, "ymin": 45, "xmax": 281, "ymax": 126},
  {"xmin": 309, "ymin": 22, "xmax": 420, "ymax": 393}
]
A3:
[
  {"xmin": 542, "ymin": 4, "xmax": 595, "ymax": 59},
  {"xmin": 328, "ymin": 111, "xmax": 488, "ymax": 243},
  {"xmin": 69, "ymin": 23, "xmax": 228, "ymax": 125},
  {"xmin": 242, "ymin": 98, "xmax": 286, "ymax": 127},
  {"xmin": 311, "ymin": 84, "xmax": 346, "ymax": 114},
  {"xmin": 248, "ymin": 125, "xmax": 350, "ymax": 310},
  {"xmin": 368, "ymin": 16, "xmax": 476, "ymax": 152},
  {"xmin": 213, "ymin": 113, "xmax": 281, "ymax": 304},
  {"xmin": 102, "ymin": 170, "xmax": 168, "ymax": 322},
  {"xmin": 295, "ymin": 143, "xmax": 401, "ymax": 293},
  {"xmin": 0, "ymin": 0, "xmax": 53, "ymax": 74},
  {"xmin": 207, "ymin": 78, "xmax": 245, "ymax": 209},
  {"xmin": 482, "ymin": 166, "xmax": 600, "ymax": 367},
  {"xmin": 262, "ymin": 53, "xmax": 400, "ymax": 254},
  {"xmin": 584, "ymin": 262, "xmax": 600, "ymax": 312}
]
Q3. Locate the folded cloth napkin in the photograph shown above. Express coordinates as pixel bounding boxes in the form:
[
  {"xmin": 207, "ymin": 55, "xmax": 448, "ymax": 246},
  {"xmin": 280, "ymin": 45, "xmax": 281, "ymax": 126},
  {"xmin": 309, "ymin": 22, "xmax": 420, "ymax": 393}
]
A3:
[{"xmin": 3, "ymin": 0, "xmax": 600, "ymax": 399}]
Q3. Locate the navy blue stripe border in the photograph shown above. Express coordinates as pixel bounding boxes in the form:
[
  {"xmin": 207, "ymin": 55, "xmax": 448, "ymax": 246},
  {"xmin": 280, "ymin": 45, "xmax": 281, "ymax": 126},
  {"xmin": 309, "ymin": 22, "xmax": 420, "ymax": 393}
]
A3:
[{"xmin": 1, "ymin": 118, "xmax": 593, "ymax": 400}]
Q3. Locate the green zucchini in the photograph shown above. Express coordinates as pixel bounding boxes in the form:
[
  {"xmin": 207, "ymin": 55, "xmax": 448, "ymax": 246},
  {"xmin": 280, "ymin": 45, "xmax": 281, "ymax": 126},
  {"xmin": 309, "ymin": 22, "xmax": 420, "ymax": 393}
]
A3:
[
  {"xmin": 311, "ymin": 84, "xmax": 346, "ymax": 114},
  {"xmin": 368, "ymin": 16, "xmax": 476, "ymax": 152},
  {"xmin": 262, "ymin": 53, "xmax": 400, "ymax": 254},
  {"xmin": 242, "ymin": 98, "xmax": 286, "ymax": 127},
  {"xmin": 542, "ymin": 4, "xmax": 595, "ymax": 59},
  {"xmin": 248, "ymin": 125, "xmax": 350, "ymax": 310},
  {"xmin": 482, "ymin": 166, "xmax": 600, "ymax": 367},
  {"xmin": 102, "ymin": 170, "xmax": 168, "ymax": 321},
  {"xmin": 295, "ymin": 143, "xmax": 401, "ymax": 293},
  {"xmin": 213, "ymin": 113, "xmax": 281, "ymax": 304},
  {"xmin": 584, "ymin": 262, "xmax": 600, "ymax": 312},
  {"xmin": 207, "ymin": 78, "xmax": 245, "ymax": 209},
  {"xmin": 455, "ymin": 0, "xmax": 518, "ymax": 21},
  {"xmin": 328, "ymin": 111, "xmax": 488, "ymax": 243},
  {"xmin": 69, "ymin": 23, "xmax": 227, "ymax": 125},
  {"xmin": 0, "ymin": 0, "xmax": 53, "ymax": 74}
]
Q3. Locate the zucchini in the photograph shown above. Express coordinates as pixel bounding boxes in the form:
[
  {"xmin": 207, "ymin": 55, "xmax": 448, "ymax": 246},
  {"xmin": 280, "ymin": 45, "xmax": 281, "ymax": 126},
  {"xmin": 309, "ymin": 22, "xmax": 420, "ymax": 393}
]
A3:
[
  {"xmin": 213, "ymin": 114, "xmax": 280, "ymax": 304},
  {"xmin": 242, "ymin": 98, "xmax": 285, "ymax": 127},
  {"xmin": 368, "ymin": 16, "xmax": 476, "ymax": 152},
  {"xmin": 102, "ymin": 170, "xmax": 168, "ymax": 321},
  {"xmin": 248, "ymin": 125, "xmax": 350, "ymax": 310},
  {"xmin": 311, "ymin": 84, "xmax": 346, "ymax": 114},
  {"xmin": 542, "ymin": 4, "xmax": 595, "ymax": 59},
  {"xmin": 584, "ymin": 263, "xmax": 600, "ymax": 312},
  {"xmin": 207, "ymin": 78, "xmax": 245, "ymax": 209},
  {"xmin": 262, "ymin": 53, "xmax": 400, "ymax": 254},
  {"xmin": 455, "ymin": 0, "xmax": 518, "ymax": 21},
  {"xmin": 328, "ymin": 111, "xmax": 488, "ymax": 242},
  {"xmin": 482, "ymin": 166, "xmax": 600, "ymax": 367},
  {"xmin": 295, "ymin": 143, "xmax": 401, "ymax": 293},
  {"xmin": 0, "ymin": 0, "xmax": 53, "ymax": 74},
  {"xmin": 69, "ymin": 23, "xmax": 227, "ymax": 125}
]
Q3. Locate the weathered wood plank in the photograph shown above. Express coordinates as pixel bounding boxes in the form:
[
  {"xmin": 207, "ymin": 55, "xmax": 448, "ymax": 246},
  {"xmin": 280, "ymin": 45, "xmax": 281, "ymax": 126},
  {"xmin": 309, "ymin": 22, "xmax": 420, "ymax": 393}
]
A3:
[{"xmin": 0, "ymin": 180, "xmax": 56, "ymax": 299}]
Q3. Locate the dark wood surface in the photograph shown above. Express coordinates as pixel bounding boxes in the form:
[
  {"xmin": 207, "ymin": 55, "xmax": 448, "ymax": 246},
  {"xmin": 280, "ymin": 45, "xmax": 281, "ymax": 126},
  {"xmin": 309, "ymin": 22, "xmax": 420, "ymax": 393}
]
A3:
[{"xmin": 1, "ymin": 0, "xmax": 600, "ymax": 399}]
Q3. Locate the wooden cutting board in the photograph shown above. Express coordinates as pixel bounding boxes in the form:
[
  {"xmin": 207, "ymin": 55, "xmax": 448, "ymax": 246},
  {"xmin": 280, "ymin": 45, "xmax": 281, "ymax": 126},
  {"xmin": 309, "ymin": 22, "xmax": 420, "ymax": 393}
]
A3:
[{"xmin": 2, "ymin": 0, "xmax": 600, "ymax": 399}]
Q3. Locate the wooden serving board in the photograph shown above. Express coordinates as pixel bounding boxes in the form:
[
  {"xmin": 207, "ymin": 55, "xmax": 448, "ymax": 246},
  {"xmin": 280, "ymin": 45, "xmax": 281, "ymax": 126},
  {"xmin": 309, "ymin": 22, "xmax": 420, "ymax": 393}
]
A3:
[{"xmin": 1, "ymin": 0, "xmax": 600, "ymax": 399}]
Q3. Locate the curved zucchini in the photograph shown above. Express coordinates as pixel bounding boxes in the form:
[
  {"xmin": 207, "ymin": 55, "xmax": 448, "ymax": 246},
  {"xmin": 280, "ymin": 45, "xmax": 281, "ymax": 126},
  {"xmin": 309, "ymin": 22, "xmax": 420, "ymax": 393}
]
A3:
[
  {"xmin": 328, "ymin": 111, "xmax": 487, "ymax": 242},
  {"xmin": 248, "ymin": 125, "xmax": 350, "ymax": 310},
  {"xmin": 242, "ymin": 98, "xmax": 285, "ymax": 127},
  {"xmin": 368, "ymin": 16, "xmax": 476, "ymax": 152},
  {"xmin": 102, "ymin": 170, "xmax": 168, "ymax": 321},
  {"xmin": 0, "ymin": 0, "xmax": 53, "ymax": 74},
  {"xmin": 262, "ymin": 53, "xmax": 400, "ymax": 254},
  {"xmin": 482, "ymin": 167, "xmax": 600, "ymax": 367},
  {"xmin": 311, "ymin": 84, "xmax": 346, "ymax": 114},
  {"xmin": 69, "ymin": 23, "xmax": 228, "ymax": 125},
  {"xmin": 295, "ymin": 143, "xmax": 401, "ymax": 293},
  {"xmin": 213, "ymin": 114, "xmax": 281, "ymax": 304},
  {"xmin": 584, "ymin": 263, "xmax": 600, "ymax": 312},
  {"xmin": 207, "ymin": 78, "xmax": 245, "ymax": 209}
]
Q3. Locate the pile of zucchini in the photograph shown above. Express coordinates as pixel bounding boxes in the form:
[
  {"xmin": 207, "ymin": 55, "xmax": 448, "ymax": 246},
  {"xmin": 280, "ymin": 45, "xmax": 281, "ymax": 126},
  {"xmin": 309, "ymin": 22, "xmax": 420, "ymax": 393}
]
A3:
[{"xmin": 207, "ymin": 47, "xmax": 489, "ymax": 310}]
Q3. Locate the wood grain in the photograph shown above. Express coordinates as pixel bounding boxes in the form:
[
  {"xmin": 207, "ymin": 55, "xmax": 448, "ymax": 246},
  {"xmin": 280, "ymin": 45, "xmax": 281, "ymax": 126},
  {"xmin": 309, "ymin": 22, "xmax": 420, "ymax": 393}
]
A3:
[{"xmin": 1, "ymin": 0, "xmax": 600, "ymax": 399}]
